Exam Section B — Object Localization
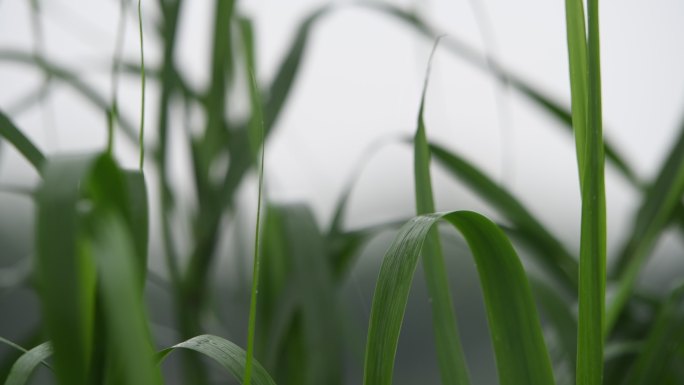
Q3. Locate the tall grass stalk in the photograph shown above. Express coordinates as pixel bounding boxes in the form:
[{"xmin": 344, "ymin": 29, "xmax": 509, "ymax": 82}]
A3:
[{"xmin": 137, "ymin": 0, "xmax": 146, "ymax": 169}]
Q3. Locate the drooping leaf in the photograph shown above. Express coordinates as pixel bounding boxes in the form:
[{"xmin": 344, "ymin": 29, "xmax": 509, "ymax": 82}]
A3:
[
  {"xmin": 158, "ymin": 335, "xmax": 277, "ymax": 385},
  {"xmin": 363, "ymin": 211, "xmax": 555, "ymax": 385},
  {"xmin": 4, "ymin": 342, "xmax": 52, "ymax": 385}
]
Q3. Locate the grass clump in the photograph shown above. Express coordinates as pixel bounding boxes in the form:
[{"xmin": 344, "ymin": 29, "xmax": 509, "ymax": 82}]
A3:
[{"xmin": 0, "ymin": 1, "xmax": 683, "ymax": 385}]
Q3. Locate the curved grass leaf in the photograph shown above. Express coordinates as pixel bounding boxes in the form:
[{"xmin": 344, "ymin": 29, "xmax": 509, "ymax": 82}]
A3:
[
  {"xmin": 0, "ymin": 110, "xmax": 45, "ymax": 172},
  {"xmin": 363, "ymin": 211, "xmax": 555, "ymax": 385},
  {"xmin": 607, "ymin": 122, "xmax": 684, "ymax": 332},
  {"xmin": 4, "ymin": 342, "xmax": 52, "ymax": 385},
  {"xmin": 158, "ymin": 335, "xmax": 276, "ymax": 385},
  {"xmin": 413, "ymin": 38, "xmax": 470, "ymax": 385},
  {"xmin": 623, "ymin": 283, "xmax": 684, "ymax": 385}
]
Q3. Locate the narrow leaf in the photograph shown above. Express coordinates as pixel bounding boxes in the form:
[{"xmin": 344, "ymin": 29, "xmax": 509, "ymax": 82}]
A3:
[
  {"xmin": 413, "ymin": 38, "xmax": 470, "ymax": 385},
  {"xmin": 567, "ymin": 0, "xmax": 607, "ymax": 384},
  {"xmin": 4, "ymin": 342, "xmax": 52, "ymax": 385},
  {"xmin": 0, "ymin": 110, "xmax": 45, "ymax": 172}
]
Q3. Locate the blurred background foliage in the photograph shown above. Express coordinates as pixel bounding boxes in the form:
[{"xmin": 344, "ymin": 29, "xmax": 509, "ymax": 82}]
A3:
[{"xmin": 1, "ymin": 0, "xmax": 684, "ymax": 384}]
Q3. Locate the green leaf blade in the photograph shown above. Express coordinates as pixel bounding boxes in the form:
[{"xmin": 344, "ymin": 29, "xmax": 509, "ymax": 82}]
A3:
[
  {"xmin": 0, "ymin": 110, "xmax": 45, "ymax": 172},
  {"xmin": 4, "ymin": 342, "xmax": 52, "ymax": 385},
  {"xmin": 158, "ymin": 335, "xmax": 277, "ymax": 385},
  {"xmin": 412, "ymin": 38, "xmax": 471, "ymax": 385},
  {"xmin": 363, "ymin": 211, "xmax": 555, "ymax": 385}
]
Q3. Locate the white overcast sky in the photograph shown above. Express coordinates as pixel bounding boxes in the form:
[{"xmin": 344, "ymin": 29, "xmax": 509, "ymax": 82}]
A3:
[{"xmin": 1, "ymin": 0, "xmax": 684, "ymax": 286}]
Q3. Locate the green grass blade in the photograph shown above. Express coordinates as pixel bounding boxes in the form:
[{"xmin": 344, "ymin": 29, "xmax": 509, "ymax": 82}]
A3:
[
  {"xmin": 36, "ymin": 153, "xmax": 151, "ymax": 385},
  {"xmin": 531, "ymin": 278, "xmax": 577, "ymax": 382},
  {"xmin": 218, "ymin": 6, "xmax": 332, "ymax": 210},
  {"xmin": 123, "ymin": 171, "xmax": 149, "ymax": 287},
  {"xmin": 413, "ymin": 38, "xmax": 471, "ymax": 385},
  {"xmin": 158, "ymin": 335, "xmax": 277, "ymax": 385},
  {"xmin": 259, "ymin": 204, "xmax": 342, "ymax": 385},
  {"xmin": 623, "ymin": 284, "xmax": 684, "ymax": 385},
  {"xmin": 197, "ymin": 0, "xmax": 235, "ymax": 177},
  {"xmin": 244, "ymin": 22, "xmax": 266, "ymax": 384},
  {"xmin": 88, "ymin": 210, "xmax": 161, "ymax": 385},
  {"xmin": 137, "ymin": 0, "xmax": 146, "ymax": 169},
  {"xmin": 563, "ymin": 0, "xmax": 589, "ymax": 185},
  {"xmin": 4, "ymin": 342, "xmax": 52, "ymax": 385},
  {"xmin": 567, "ymin": 0, "xmax": 607, "ymax": 383},
  {"xmin": 607, "ymin": 122, "xmax": 684, "ymax": 332},
  {"xmin": 36, "ymin": 154, "xmax": 100, "ymax": 385},
  {"xmin": 363, "ymin": 211, "xmax": 555, "ymax": 385},
  {"xmin": 0, "ymin": 110, "xmax": 45, "ymax": 172},
  {"xmin": 428, "ymin": 142, "xmax": 578, "ymax": 293},
  {"xmin": 262, "ymin": 6, "xmax": 331, "ymax": 132}
]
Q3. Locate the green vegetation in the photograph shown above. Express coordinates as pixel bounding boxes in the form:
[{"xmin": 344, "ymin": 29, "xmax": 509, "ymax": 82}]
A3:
[{"xmin": 1, "ymin": 1, "xmax": 683, "ymax": 384}]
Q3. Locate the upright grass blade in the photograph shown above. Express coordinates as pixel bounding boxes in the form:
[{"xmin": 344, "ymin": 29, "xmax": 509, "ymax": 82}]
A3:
[
  {"xmin": 123, "ymin": 171, "xmax": 149, "ymax": 287},
  {"xmin": 565, "ymin": 0, "xmax": 607, "ymax": 384},
  {"xmin": 244, "ymin": 51, "xmax": 266, "ymax": 385},
  {"xmin": 197, "ymin": 0, "xmax": 235, "ymax": 178},
  {"xmin": 158, "ymin": 335, "xmax": 276, "ymax": 385},
  {"xmin": 107, "ymin": 0, "xmax": 127, "ymax": 154},
  {"xmin": 4, "ymin": 342, "xmax": 52, "ymax": 385},
  {"xmin": 137, "ymin": 0, "xmax": 146, "ymax": 169},
  {"xmin": 262, "ymin": 204, "xmax": 341, "ymax": 385},
  {"xmin": 36, "ymin": 153, "xmax": 152, "ymax": 385},
  {"xmin": 607, "ymin": 122, "xmax": 684, "ymax": 332},
  {"xmin": 623, "ymin": 283, "xmax": 684, "ymax": 385},
  {"xmin": 531, "ymin": 277, "xmax": 577, "ymax": 382},
  {"xmin": 563, "ymin": 0, "xmax": 589, "ymax": 184},
  {"xmin": 413, "ymin": 38, "xmax": 470, "ymax": 385},
  {"xmin": 0, "ymin": 110, "xmax": 45, "ymax": 172},
  {"xmin": 363, "ymin": 211, "xmax": 555, "ymax": 385},
  {"xmin": 36, "ymin": 154, "xmax": 99, "ymax": 385},
  {"xmin": 88, "ymin": 211, "xmax": 161, "ymax": 385}
]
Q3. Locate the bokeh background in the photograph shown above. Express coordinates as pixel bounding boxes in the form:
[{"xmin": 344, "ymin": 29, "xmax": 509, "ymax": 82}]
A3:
[{"xmin": 1, "ymin": 0, "xmax": 683, "ymax": 384}]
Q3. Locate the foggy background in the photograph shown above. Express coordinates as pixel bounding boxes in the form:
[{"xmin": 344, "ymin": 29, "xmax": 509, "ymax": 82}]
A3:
[{"xmin": 1, "ymin": 0, "xmax": 683, "ymax": 384}]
